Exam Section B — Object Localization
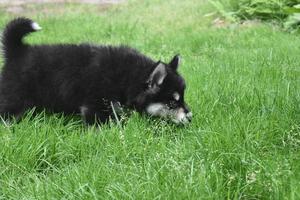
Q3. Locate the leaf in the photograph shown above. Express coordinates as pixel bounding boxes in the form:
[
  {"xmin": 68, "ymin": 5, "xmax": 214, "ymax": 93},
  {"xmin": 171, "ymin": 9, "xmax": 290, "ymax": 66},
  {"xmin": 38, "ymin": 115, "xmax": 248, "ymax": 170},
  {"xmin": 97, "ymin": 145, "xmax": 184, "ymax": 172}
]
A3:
[
  {"xmin": 209, "ymin": 0, "xmax": 237, "ymax": 22},
  {"xmin": 283, "ymin": 7, "xmax": 300, "ymax": 14}
]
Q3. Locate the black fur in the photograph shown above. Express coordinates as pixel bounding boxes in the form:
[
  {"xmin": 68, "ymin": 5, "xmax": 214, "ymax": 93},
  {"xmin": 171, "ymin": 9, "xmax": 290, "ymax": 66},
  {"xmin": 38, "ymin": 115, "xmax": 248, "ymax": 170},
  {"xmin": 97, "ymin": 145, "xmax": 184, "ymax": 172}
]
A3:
[{"xmin": 0, "ymin": 17, "xmax": 190, "ymax": 124}]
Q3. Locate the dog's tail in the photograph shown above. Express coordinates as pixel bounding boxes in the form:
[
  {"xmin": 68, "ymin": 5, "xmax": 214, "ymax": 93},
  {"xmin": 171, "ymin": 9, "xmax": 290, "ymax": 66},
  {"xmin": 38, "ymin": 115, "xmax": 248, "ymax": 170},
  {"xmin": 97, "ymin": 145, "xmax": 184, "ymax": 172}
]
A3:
[{"xmin": 1, "ymin": 17, "xmax": 41, "ymax": 60}]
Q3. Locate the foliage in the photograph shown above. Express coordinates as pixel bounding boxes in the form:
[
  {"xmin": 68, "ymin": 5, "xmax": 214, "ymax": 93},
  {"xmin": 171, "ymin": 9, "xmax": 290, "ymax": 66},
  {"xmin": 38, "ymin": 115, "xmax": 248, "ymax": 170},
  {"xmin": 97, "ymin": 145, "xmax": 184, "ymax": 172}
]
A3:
[{"xmin": 212, "ymin": 0, "xmax": 300, "ymax": 30}]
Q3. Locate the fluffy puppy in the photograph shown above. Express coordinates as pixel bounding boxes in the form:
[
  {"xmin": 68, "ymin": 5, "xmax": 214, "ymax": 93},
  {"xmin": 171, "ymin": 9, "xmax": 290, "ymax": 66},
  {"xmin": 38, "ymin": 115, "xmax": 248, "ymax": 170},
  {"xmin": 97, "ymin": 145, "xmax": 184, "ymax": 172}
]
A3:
[{"xmin": 0, "ymin": 18, "xmax": 192, "ymax": 124}]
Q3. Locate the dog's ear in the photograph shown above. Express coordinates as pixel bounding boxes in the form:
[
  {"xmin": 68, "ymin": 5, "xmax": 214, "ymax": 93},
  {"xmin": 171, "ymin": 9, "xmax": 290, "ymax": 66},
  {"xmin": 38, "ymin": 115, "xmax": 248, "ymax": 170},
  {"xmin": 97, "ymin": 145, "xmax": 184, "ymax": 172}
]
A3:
[
  {"xmin": 147, "ymin": 62, "xmax": 167, "ymax": 87},
  {"xmin": 169, "ymin": 54, "xmax": 180, "ymax": 71}
]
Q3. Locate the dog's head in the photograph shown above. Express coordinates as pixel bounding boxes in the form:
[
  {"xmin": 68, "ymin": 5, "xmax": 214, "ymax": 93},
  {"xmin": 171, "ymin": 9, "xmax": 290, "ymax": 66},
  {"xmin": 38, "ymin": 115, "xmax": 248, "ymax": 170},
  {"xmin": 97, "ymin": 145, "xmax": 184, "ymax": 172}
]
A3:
[{"xmin": 135, "ymin": 55, "xmax": 192, "ymax": 124}]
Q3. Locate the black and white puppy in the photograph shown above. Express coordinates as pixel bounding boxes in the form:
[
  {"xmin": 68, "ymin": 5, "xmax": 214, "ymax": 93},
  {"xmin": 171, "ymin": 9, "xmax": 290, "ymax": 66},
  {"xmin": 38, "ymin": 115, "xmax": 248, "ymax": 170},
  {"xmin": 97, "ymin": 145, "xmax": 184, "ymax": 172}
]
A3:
[{"xmin": 0, "ymin": 18, "xmax": 192, "ymax": 125}]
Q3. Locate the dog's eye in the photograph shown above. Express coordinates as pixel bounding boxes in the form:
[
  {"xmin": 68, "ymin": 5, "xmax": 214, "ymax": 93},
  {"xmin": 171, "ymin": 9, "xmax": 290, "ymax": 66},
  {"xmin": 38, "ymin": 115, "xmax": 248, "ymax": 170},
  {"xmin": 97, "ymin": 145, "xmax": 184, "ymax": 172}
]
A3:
[{"xmin": 168, "ymin": 100, "xmax": 177, "ymax": 108}]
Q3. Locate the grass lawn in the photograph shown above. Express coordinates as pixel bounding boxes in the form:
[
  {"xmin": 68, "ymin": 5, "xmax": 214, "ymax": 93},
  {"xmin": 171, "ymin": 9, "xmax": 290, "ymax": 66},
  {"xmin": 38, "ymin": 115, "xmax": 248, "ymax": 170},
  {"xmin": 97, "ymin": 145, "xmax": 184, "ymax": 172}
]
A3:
[{"xmin": 0, "ymin": 0, "xmax": 299, "ymax": 199}]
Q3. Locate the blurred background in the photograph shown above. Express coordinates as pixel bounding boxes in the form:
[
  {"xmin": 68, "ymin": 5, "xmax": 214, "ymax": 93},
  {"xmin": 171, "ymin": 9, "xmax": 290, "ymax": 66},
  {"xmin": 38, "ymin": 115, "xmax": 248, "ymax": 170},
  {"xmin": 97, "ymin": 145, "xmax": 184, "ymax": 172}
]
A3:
[
  {"xmin": 0, "ymin": 0, "xmax": 124, "ymax": 15},
  {"xmin": 1, "ymin": 0, "xmax": 300, "ymax": 32}
]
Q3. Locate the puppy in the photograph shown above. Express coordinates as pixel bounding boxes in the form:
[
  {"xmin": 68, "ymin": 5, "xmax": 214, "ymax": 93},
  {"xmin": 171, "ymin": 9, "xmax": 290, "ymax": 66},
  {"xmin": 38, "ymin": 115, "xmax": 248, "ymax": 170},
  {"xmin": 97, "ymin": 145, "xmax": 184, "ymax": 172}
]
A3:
[{"xmin": 0, "ymin": 18, "xmax": 192, "ymax": 125}]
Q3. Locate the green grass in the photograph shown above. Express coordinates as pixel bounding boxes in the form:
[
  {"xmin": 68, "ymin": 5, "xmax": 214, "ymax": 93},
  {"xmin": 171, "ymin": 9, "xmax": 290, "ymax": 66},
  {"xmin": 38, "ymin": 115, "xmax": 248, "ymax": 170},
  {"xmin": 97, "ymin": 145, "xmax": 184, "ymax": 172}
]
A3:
[{"xmin": 0, "ymin": 0, "xmax": 299, "ymax": 199}]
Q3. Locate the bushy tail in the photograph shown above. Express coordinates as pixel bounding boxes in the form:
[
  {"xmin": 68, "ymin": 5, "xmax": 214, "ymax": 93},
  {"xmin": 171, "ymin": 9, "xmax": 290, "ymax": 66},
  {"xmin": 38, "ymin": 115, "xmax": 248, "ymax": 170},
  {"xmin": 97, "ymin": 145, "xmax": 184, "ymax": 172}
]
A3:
[{"xmin": 1, "ymin": 17, "xmax": 41, "ymax": 61}]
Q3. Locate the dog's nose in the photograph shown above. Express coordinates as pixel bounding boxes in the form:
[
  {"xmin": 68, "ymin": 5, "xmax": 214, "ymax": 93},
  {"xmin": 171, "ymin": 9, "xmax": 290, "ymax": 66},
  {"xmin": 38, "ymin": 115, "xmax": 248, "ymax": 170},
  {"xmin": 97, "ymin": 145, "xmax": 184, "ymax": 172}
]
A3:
[
  {"xmin": 183, "ymin": 103, "xmax": 191, "ymax": 113},
  {"xmin": 186, "ymin": 112, "xmax": 192, "ymax": 122}
]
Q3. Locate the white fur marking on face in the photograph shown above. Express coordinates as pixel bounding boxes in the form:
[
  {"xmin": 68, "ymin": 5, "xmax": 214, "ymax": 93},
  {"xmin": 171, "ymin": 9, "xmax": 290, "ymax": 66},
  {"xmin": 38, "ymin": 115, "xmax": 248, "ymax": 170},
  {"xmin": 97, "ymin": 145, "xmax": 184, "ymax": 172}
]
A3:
[
  {"xmin": 173, "ymin": 92, "xmax": 180, "ymax": 101},
  {"xmin": 146, "ymin": 103, "xmax": 168, "ymax": 117},
  {"xmin": 31, "ymin": 22, "xmax": 42, "ymax": 31}
]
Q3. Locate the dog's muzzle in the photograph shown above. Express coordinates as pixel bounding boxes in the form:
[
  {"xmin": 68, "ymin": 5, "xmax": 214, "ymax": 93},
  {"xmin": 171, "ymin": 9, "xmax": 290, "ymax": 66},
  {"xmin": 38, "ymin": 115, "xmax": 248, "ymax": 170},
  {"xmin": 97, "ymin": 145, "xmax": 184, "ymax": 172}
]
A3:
[
  {"xmin": 172, "ymin": 107, "xmax": 192, "ymax": 124},
  {"xmin": 146, "ymin": 103, "xmax": 192, "ymax": 124}
]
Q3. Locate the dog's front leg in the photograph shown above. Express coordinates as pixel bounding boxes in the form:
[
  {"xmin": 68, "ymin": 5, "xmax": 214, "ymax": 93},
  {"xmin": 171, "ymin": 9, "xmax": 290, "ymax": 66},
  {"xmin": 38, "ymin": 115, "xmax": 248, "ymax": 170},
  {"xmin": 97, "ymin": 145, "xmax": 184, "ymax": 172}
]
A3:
[{"xmin": 79, "ymin": 104, "xmax": 111, "ymax": 125}]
